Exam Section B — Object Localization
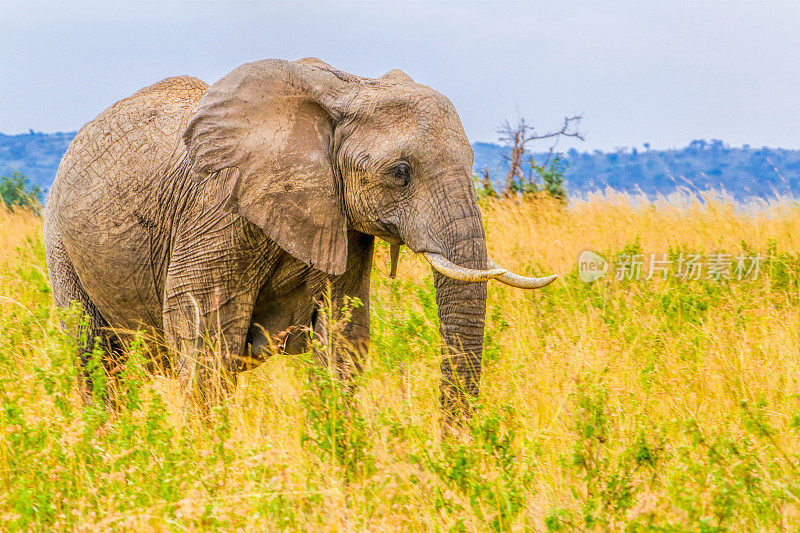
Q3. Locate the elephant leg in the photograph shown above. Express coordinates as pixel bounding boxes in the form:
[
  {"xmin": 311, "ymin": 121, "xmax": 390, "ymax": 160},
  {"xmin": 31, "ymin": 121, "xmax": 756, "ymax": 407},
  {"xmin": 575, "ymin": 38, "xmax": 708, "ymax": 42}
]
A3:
[
  {"xmin": 163, "ymin": 284, "xmax": 255, "ymax": 409},
  {"xmin": 45, "ymin": 228, "xmax": 125, "ymax": 407},
  {"xmin": 160, "ymin": 192, "xmax": 276, "ymax": 414},
  {"xmin": 310, "ymin": 232, "xmax": 373, "ymax": 388}
]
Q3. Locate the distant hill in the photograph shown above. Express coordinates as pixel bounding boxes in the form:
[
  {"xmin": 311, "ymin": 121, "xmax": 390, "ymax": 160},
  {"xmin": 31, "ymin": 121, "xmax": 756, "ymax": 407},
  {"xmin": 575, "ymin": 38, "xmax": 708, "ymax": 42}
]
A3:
[
  {"xmin": 3, "ymin": 132, "xmax": 799, "ymax": 199},
  {"xmin": 474, "ymin": 140, "xmax": 800, "ymax": 199},
  {"xmin": 0, "ymin": 132, "xmax": 74, "ymax": 188}
]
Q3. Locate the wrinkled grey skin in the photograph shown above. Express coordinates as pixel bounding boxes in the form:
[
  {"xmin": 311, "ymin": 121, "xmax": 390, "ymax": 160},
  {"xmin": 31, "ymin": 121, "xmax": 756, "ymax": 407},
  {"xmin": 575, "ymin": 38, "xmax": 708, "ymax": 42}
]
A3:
[{"xmin": 44, "ymin": 58, "xmax": 487, "ymax": 417}]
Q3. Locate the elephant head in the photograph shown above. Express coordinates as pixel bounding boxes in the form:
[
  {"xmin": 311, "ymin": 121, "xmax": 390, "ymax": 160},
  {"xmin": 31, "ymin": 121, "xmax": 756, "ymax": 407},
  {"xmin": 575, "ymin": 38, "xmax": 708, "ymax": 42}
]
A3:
[{"xmin": 183, "ymin": 58, "xmax": 555, "ymax": 416}]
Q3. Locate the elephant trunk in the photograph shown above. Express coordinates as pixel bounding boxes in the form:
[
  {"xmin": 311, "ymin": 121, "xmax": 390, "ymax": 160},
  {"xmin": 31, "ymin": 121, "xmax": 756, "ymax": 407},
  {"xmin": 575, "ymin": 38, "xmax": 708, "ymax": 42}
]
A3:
[{"xmin": 430, "ymin": 206, "xmax": 489, "ymax": 423}]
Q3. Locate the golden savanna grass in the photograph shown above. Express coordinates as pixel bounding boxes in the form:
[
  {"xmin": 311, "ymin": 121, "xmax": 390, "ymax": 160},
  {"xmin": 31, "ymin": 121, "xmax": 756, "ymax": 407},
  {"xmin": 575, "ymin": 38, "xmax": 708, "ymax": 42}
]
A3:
[
  {"xmin": 0, "ymin": 206, "xmax": 41, "ymax": 252},
  {"xmin": 1, "ymin": 192, "xmax": 800, "ymax": 530}
]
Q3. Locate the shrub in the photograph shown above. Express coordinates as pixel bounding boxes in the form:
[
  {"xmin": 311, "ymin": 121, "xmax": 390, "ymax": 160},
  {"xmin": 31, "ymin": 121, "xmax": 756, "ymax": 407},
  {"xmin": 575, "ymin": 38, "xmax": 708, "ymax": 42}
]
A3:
[{"xmin": 0, "ymin": 171, "xmax": 43, "ymax": 212}]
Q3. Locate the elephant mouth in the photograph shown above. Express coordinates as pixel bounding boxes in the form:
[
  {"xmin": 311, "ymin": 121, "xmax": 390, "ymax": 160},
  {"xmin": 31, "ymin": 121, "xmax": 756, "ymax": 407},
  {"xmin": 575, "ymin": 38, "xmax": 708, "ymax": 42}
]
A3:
[
  {"xmin": 379, "ymin": 234, "xmax": 404, "ymax": 246},
  {"xmin": 374, "ymin": 221, "xmax": 403, "ymax": 245}
]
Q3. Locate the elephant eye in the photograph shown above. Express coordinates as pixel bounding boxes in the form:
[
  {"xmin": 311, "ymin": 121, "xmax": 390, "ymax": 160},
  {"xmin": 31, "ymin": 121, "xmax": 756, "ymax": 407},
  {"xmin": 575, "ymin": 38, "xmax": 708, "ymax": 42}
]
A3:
[{"xmin": 392, "ymin": 161, "xmax": 411, "ymax": 185}]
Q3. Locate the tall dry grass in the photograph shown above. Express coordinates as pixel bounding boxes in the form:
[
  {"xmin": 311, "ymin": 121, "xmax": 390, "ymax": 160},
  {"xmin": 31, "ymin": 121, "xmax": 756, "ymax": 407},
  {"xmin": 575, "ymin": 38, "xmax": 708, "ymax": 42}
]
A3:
[
  {"xmin": 0, "ymin": 206, "xmax": 41, "ymax": 252},
  {"xmin": 1, "ymin": 193, "xmax": 800, "ymax": 530}
]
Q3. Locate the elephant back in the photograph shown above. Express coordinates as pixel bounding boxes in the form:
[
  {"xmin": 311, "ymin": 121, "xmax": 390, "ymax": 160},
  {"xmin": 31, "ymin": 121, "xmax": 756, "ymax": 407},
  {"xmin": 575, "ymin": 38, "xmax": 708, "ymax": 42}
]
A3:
[
  {"xmin": 45, "ymin": 76, "xmax": 209, "ymax": 331},
  {"xmin": 51, "ymin": 76, "xmax": 208, "ymax": 199}
]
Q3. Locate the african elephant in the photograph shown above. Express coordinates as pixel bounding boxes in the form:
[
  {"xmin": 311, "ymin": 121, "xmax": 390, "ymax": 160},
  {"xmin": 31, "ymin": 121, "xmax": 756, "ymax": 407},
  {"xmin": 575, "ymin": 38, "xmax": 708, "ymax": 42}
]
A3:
[{"xmin": 44, "ymin": 57, "xmax": 556, "ymax": 418}]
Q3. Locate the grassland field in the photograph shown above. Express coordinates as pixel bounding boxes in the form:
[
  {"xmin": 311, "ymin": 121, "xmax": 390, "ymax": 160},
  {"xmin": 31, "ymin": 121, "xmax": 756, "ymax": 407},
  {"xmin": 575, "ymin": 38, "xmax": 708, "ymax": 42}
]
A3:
[{"xmin": 1, "ymin": 191, "xmax": 800, "ymax": 531}]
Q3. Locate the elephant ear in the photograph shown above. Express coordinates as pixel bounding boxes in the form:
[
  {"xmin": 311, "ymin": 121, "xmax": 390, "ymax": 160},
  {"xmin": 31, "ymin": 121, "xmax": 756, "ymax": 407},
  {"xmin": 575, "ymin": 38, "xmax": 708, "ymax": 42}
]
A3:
[{"xmin": 183, "ymin": 59, "xmax": 350, "ymax": 275}]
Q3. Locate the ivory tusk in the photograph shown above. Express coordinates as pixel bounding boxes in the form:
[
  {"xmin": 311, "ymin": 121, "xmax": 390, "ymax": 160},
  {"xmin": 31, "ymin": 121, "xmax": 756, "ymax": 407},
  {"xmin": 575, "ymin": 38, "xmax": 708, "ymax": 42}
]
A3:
[
  {"xmin": 389, "ymin": 243, "xmax": 400, "ymax": 279},
  {"xmin": 422, "ymin": 252, "xmax": 507, "ymax": 282},
  {"xmin": 488, "ymin": 258, "xmax": 558, "ymax": 289}
]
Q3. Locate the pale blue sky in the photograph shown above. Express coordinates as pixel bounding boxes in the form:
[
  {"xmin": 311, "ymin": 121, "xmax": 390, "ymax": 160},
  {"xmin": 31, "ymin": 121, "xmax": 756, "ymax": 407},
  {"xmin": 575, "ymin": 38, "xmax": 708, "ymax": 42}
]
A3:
[{"xmin": 2, "ymin": 1, "xmax": 799, "ymax": 150}]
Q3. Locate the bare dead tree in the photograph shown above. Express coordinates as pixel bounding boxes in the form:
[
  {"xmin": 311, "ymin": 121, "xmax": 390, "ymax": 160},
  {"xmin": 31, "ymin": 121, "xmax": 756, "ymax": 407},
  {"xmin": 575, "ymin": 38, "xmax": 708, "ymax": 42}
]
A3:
[
  {"xmin": 498, "ymin": 115, "xmax": 584, "ymax": 196},
  {"xmin": 480, "ymin": 167, "xmax": 498, "ymax": 198}
]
